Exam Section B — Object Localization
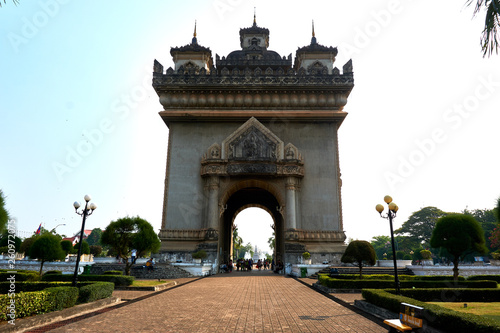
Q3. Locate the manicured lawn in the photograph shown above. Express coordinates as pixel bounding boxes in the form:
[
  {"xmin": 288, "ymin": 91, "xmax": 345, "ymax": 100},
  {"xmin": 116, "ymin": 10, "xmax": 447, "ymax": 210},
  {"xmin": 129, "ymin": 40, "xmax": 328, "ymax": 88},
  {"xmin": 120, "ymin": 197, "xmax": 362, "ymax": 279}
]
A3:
[
  {"xmin": 131, "ymin": 280, "xmax": 170, "ymax": 287},
  {"xmin": 428, "ymin": 302, "xmax": 500, "ymax": 323}
]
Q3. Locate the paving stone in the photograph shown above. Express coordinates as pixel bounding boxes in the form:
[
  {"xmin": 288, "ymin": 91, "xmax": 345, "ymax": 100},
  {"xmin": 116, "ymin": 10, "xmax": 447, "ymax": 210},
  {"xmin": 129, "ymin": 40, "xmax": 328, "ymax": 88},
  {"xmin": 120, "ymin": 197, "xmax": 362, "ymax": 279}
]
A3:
[{"xmin": 32, "ymin": 271, "xmax": 386, "ymax": 332}]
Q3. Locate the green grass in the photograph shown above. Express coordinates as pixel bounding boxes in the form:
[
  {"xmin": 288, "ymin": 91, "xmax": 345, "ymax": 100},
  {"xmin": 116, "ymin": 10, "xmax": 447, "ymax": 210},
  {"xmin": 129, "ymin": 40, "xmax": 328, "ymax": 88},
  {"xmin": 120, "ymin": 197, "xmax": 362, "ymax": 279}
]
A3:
[
  {"xmin": 131, "ymin": 280, "xmax": 170, "ymax": 287},
  {"xmin": 428, "ymin": 302, "xmax": 500, "ymax": 323}
]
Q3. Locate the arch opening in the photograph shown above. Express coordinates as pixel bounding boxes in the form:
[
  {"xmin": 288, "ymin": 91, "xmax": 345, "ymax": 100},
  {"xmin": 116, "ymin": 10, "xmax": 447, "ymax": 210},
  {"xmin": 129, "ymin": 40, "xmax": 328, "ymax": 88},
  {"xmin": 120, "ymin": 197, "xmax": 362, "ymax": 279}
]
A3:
[
  {"xmin": 233, "ymin": 207, "xmax": 274, "ymax": 260},
  {"xmin": 219, "ymin": 186, "xmax": 284, "ymax": 266}
]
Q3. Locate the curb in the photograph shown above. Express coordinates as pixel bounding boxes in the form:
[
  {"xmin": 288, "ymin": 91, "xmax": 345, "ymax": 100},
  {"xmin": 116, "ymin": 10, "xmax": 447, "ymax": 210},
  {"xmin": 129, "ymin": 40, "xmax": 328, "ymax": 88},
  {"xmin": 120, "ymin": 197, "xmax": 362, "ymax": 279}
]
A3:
[
  {"xmin": 114, "ymin": 281, "xmax": 177, "ymax": 291},
  {"xmin": 0, "ymin": 296, "xmax": 121, "ymax": 333}
]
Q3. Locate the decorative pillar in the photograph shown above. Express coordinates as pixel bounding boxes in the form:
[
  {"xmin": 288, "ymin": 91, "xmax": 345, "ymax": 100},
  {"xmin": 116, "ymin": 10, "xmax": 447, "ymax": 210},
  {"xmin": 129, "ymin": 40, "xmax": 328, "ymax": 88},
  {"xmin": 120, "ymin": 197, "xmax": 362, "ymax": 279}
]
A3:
[
  {"xmin": 285, "ymin": 177, "xmax": 298, "ymax": 229},
  {"xmin": 207, "ymin": 176, "xmax": 219, "ymax": 230}
]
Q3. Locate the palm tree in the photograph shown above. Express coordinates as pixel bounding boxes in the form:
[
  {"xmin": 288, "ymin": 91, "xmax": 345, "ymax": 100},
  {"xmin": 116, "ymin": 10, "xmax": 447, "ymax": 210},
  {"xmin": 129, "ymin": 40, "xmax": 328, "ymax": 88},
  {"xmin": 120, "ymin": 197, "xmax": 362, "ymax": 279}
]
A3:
[
  {"xmin": 0, "ymin": 0, "xmax": 19, "ymax": 7},
  {"xmin": 233, "ymin": 227, "xmax": 243, "ymax": 260},
  {"xmin": 466, "ymin": 0, "xmax": 500, "ymax": 56}
]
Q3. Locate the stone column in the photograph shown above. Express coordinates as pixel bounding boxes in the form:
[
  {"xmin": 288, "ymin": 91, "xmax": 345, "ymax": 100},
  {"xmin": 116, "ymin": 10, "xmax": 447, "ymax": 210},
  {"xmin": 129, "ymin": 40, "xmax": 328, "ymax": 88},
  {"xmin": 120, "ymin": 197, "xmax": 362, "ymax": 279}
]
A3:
[
  {"xmin": 207, "ymin": 176, "xmax": 219, "ymax": 230},
  {"xmin": 285, "ymin": 177, "xmax": 298, "ymax": 229}
]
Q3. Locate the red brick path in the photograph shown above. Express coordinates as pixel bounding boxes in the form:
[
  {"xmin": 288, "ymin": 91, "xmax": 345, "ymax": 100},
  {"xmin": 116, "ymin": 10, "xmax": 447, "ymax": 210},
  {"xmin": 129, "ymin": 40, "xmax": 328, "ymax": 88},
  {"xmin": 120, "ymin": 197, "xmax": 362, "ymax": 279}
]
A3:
[{"xmin": 37, "ymin": 272, "xmax": 386, "ymax": 332}]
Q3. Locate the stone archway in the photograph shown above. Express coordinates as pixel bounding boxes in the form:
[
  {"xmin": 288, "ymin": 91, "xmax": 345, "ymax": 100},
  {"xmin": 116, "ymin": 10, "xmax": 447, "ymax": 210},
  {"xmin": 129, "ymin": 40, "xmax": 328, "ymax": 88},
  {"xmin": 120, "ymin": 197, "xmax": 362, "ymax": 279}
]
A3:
[{"xmin": 154, "ymin": 21, "xmax": 353, "ymax": 269}]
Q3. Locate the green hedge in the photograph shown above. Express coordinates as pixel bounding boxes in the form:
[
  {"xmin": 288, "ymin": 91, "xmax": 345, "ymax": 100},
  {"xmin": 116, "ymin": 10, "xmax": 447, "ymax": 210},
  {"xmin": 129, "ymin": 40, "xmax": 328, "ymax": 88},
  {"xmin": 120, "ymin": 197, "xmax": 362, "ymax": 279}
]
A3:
[
  {"xmin": 0, "ymin": 271, "xmax": 40, "ymax": 282},
  {"xmin": 0, "ymin": 282, "xmax": 113, "ymax": 322},
  {"xmin": 362, "ymin": 289, "xmax": 500, "ymax": 333},
  {"xmin": 412, "ymin": 275, "xmax": 465, "ymax": 281},
  {"xmin": 78, "ymin": 282, "xmax": 114, "ymax": 303},
  {"xmin": 0, "ymin": 286, "xmax": 79, "ymax": 322},
  {"xmin": 43, "ymin": 270, "xmax": 62, "ymax": 275},
  {"xmin": 388, "ymin": 288, "xmax": 500, "ymax": 302},
  {"xmin": 41, "ymin": 273, "xmax": 134, "ymax": 286},
  {"xmin": 44, "ymin": 286, "xmax": 79, "ymax": 311},
  {"xmin": 103, "ymin": 270, "xmax": 123, "ymax": 275},
  {"xmin": 468, "ymin": 275, "xmax": 500, "ymax": 283},
  {"xmin": 318, "ymin": 276, "xmax": 496, "ymax": 289},
  {"xmin": 0, "ymin": 281, "xmax": 70, "ymax": 293}
]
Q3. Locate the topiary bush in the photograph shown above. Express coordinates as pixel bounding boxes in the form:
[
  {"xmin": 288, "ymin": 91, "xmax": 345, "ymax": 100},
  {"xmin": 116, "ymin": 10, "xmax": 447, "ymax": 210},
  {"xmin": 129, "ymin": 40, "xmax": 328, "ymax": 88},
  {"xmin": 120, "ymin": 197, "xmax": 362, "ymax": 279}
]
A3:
[
  {"xmin": 103, "ymin": 270, "xmax": 123, "ymax": 275},
  {"xmin": 43, "ymin": 270, "xmax": 62, "ymax": 275}
]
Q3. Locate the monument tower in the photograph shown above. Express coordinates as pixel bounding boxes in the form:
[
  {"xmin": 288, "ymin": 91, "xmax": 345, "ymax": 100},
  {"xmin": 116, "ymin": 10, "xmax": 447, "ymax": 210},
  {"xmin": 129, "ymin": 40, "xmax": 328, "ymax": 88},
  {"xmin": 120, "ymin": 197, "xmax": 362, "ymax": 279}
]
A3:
[{"xmin": 152, "ymin": 18, "xmax": 354, "ymax": 268}]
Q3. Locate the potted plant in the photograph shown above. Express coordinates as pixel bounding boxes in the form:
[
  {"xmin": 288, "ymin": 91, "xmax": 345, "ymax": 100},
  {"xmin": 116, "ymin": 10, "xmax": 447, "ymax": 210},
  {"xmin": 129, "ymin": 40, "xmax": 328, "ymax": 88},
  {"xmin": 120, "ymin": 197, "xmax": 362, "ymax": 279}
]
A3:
[
  {"xmin": 192, "ymin": 250, "xmax": 207, "ymax": 264},
  {"xmin": 302, "ymin": 252, "xmax": 311, "ymax": 264}
]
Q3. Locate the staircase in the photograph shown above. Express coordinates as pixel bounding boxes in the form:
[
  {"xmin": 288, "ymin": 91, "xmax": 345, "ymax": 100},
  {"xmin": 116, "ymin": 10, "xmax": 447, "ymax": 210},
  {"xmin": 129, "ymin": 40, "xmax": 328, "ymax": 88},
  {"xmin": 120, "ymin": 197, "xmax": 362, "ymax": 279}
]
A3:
[{"xmin": 309, "ymin": 266, "xmax": 415, "ymax": 279}]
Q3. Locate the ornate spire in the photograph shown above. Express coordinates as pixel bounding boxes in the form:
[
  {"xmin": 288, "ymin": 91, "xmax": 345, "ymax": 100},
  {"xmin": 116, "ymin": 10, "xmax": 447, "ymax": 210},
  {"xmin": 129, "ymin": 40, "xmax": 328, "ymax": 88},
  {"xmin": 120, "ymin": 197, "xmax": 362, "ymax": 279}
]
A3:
[
  {"xmin": 253, "ymin": 7, "xmax": 257, "ymax": 27},
  {"xmin": 311, "ymin": 20, "xmax": 317, "ymax": 45},
  {"xmin": 192, "ymin": 20, "xmax": 198, "ymax": 45}
]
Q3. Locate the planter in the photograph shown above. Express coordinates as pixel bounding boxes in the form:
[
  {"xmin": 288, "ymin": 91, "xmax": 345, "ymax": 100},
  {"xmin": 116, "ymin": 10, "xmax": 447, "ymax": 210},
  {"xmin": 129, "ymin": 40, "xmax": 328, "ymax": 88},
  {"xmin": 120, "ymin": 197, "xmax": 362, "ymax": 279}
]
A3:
[
  {"xmin": 303, "ymin": 259, "xmax": 312, "ymax": 265},
  {"xmin": 193, "ymin": 258, "xmax": 202, "ymax": 264}
]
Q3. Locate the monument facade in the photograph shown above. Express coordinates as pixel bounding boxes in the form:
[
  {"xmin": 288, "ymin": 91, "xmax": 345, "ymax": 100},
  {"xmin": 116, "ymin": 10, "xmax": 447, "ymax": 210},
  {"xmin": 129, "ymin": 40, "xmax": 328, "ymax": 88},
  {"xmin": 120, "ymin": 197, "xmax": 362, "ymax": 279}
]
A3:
[{"xmin": 152, "ymin": 18, "xmax": 354, "ymax": 268}]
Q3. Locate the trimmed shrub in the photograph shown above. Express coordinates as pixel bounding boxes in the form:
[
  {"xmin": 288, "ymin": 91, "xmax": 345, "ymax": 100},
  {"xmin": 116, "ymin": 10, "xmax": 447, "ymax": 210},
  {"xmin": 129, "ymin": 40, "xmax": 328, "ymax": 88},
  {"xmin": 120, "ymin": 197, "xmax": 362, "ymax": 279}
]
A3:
[
  {"xmin": 44, "ymin": 286, "xmax": 79, "ymax": 310},
  {"xmin": 103, "ymin": 270, "xmax": 123, "ymax": 275},
  {"xmin": 1, "ymin": 291, "xmax": 52, "ymax": 321},
  {"xmin": 468, "ymin": 275, "xmax": 500, "ymax": 283},
  {"xmin": 391, "ymin": 288, "xmax": 500, "ymax": 302},
  {"xmin": 43, "ymin": 270, "xmax": 62, "ymax": 275},
  {"xmin": 41, "ymin": 273, "xmax": 134, "ymax": 286},
  {"xmin": 0, "ymin": 271, "xmax": 40, "ymax": 281},
  {"xmin": 362, "ymin": 289, "xmax": 500, "ymax": 333},
  {"xmin": 78, "ymin": 282, "xmax": 114, "ymax": 303},
  {"xmin": 0, "ymin": 281, "xmax": 70, "ymax": 293},
  {"xmin": 412, "ymin": 275, "xmax": 465, "ymax": 281},
  {"xmin": 318, "ymin": 276, "xmax": 495, "ymax": 289}
]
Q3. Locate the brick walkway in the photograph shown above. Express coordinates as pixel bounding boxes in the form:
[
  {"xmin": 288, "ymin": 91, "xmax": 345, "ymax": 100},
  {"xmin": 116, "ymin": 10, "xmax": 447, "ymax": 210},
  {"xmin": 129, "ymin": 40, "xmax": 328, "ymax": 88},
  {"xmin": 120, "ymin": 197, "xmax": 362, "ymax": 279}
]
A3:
[{"xmin": 32, "ymin": 271, "xmax": 386, "ymax": 332}]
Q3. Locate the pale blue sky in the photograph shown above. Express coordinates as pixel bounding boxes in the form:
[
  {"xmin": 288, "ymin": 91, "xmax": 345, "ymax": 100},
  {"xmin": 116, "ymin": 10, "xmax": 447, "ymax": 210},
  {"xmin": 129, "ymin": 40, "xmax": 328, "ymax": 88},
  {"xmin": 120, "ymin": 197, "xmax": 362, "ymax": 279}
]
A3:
[{"xmin": 1, "ymin": 1, "xmax": 500, "ymax": 254}]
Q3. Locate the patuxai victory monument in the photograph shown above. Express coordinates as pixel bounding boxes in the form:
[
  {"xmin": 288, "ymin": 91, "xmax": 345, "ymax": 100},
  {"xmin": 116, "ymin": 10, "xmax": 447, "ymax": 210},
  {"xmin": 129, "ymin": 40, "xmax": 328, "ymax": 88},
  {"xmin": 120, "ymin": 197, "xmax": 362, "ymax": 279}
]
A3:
[{"xmin": 152, "ymin": 17, "xmax": 354, "ymax": 269}]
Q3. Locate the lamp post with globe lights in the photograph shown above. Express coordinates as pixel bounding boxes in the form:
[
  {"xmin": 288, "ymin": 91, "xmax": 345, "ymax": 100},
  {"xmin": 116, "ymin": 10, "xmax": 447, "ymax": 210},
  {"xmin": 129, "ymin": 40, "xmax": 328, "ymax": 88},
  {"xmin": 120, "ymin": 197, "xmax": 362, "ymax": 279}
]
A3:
[
  {"xmin": 72, "ymin": 195, "xmax": 97, "ymax": 287},
  {"xmin": 376, "ymin": 195, "xmax": 400, "ymax": 294}
]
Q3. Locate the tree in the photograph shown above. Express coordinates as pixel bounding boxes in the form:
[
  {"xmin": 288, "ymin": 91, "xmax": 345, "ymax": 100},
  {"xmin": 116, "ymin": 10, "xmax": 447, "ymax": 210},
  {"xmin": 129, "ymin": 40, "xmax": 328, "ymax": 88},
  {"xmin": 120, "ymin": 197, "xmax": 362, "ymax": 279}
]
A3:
[
  {"xmin": 60, "ymin": 240, "xmax": 73, "ymax": 255},
  {"xmin": 463, "ymin": 208, "xmax": 497, "ymax": 252},
  {"xmin": 0, "ymin": 190, "xmax": 9, "ymax": 233},
  {"xmin": 370, "ymin": 235, "xmax": 391, "ymax": 260},
  {"xmin": 101, "ymin": 216, "xmax": 160, "ymax": 275},
  {"xmin": 268, "ymin": 231, "xmax": 275, "ymax": 252},
  {"xmin": 0, "ymin": 0, "xmax": 19, "ymax": 7},
  {"xmin": 232, "ymin": 227, "xmax": 243, "ymax": 260},
  {"xmin": 86, "ymin": 228, "xmax": 103, "ymax": 246},
  {"xmin": 495, "ymin": 196, "xmax": 500, "ymax": 222},
  {"xmin": 341, "ymin": 240, "xmax": 376, "ymax": 277},
  {"xmin": 430, "ymin": 214, "xmax": 487, "ymax": 280},
  {"xmin": 73, "ymin": 240, "xmax": 90, "ymax": 255},
  {"xmin": 29, "ymin": 233, "xmax": 66, "ymax": 275},
  {"xmin": 0, "ymin": 230, "xmax": 22, "ymax": 250},
  {"xmin": 20, "ymin": 235, "xmax": 38, "ymax": 257},
  {"xmin": 89, "ymin": 245, "xmax": 102, "ymax": 256},
  {"xmin": 467, "ymin": 0, "xmax": 500, "ymax": 56},
  {"xmin": 395, "ymin": 207, "xmax": 447, "ymax": 248}
]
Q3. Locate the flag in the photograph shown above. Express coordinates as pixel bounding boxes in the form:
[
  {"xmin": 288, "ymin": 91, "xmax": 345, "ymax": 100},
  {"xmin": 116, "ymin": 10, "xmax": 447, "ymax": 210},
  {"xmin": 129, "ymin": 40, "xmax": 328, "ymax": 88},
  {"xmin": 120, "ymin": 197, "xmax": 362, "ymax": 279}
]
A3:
[{"xmin": 35, "ymin": 223, "xmax": 42, "ymax": 235}]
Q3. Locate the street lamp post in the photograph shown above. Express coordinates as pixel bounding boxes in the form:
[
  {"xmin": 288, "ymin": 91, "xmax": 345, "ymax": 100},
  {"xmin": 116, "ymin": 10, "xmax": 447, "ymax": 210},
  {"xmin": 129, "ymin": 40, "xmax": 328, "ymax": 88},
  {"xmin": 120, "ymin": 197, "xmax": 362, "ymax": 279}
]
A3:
[
  {"xmin": 376, "ymin": 195, "xmax": 400, "ymax": 294},
  {"xmin": 72, "ymin": 195, "xmax": 96, "ymax": 287},
  {"xmin": 50, "ymin": 223, "xmax": 66, "ymax": 234}
]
